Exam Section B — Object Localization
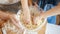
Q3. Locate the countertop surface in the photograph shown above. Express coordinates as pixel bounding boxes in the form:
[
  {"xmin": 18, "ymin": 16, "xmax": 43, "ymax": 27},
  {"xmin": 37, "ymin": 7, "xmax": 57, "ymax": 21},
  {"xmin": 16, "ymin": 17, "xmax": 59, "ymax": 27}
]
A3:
[{"xmin": 45, "ymin": 23, "xmax": 60, "ymax": 34}]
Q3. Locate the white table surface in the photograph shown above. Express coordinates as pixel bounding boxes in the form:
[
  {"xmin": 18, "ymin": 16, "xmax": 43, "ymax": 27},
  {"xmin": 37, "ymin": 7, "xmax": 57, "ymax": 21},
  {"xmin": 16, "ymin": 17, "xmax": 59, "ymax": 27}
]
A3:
[{"xmin": 45, "ymin": 23, "xmax": 60, "ymax": 34}]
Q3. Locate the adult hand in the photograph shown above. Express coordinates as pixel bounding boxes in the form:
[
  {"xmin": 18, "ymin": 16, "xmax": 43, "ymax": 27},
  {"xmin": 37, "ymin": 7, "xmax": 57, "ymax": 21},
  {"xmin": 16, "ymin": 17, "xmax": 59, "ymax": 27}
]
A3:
[{"xmin": 9, "ymin": 14, "xmax": 24, "ymax": 33}]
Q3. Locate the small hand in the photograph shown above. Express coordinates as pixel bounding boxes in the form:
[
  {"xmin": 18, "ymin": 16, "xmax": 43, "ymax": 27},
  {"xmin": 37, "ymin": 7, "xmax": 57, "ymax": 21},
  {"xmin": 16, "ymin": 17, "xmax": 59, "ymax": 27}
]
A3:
[{"xmin": 33, "ymin": 12, "xmax": 44, "ymax": 25}]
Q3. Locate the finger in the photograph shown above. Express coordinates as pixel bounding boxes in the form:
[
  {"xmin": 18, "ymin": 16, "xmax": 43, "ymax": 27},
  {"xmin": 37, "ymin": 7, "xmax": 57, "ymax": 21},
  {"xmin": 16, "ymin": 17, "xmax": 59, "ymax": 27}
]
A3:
[
  {"xmin": 10, "ymin": 18, "xmax": 24, "ymax": 34},
  {"xmin": 23, "ymin": 18, "xmax": 30, "ymax": 24},
  {"xmin": 10, "ymin": 16, "xmax": 20, "ymax": 29}
]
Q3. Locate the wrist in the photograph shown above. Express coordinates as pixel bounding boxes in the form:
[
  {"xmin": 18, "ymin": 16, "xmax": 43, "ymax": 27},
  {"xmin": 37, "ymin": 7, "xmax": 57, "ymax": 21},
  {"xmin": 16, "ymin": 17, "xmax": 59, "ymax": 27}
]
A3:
[{"xmin": 40, "ymin": 12, "xmax": 45, "ymax": 18}]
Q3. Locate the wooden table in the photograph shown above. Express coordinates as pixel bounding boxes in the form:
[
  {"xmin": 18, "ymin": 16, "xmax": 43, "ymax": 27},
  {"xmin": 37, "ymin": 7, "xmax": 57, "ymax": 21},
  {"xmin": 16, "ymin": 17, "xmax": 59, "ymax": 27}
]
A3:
[{"xmin": 38, "ymin": 22, "xmax": 47, "ymax": 34}]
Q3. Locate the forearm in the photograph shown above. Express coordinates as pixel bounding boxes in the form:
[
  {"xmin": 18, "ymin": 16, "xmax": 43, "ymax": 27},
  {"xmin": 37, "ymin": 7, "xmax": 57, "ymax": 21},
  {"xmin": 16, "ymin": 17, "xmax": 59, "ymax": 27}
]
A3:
[
  {"xmin": 42, "ymin": 5, "xmax": 60, "ymax": 18},
  {"xmin": 0, "ymin": 11, "xmax": 10, "ymax": 20},
  {"xmin": 21, "ymin": 0, "xmax": 31, "ymax": 22}
]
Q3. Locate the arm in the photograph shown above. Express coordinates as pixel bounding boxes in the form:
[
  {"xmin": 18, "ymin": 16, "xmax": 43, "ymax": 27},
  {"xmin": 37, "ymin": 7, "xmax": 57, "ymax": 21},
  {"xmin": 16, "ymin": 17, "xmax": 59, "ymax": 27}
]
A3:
[
  {"xmin": 34, "ymin": 4, "xmax": 60, "ymax": 24},
  {"xmin": 0, "ymin": 11, "xmax": 9, "ymax": 20},
  {"xmin": 21, "ymin": 0, "xmax": 31, "ymax": 23},
  {"xmin": 0, "ymin": 11, "xmax": 10, "ymax": 28},
  {"xmin": 41, "ymin": 4, "xmax": 60, "ymax": 18}
]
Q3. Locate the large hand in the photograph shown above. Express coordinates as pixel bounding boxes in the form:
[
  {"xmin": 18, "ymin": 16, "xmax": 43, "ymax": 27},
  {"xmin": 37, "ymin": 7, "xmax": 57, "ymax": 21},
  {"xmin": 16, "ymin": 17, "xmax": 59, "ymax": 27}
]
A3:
[
  {"xmin": 9, "ymin": 14, "xmax": 21, "ymax": 28},
  {"xmin": 9, "ymin": 14, "xmax": 24, "ymax": 34},
  {"xmin": 0, "ymin": 11, "xmax": 21, "ymax": 29}
]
